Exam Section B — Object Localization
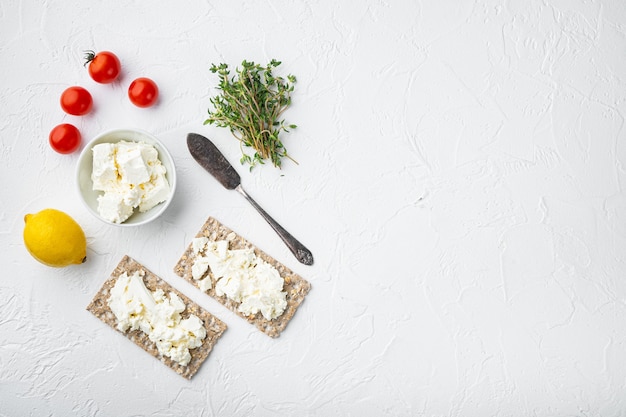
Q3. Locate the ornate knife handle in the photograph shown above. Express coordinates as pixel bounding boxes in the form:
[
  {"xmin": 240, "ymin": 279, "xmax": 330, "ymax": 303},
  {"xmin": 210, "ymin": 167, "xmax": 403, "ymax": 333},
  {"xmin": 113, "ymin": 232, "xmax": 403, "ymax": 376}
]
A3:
[{"xmin": 236, "ymin": 185, "xmax": 314, "ymax": 265}]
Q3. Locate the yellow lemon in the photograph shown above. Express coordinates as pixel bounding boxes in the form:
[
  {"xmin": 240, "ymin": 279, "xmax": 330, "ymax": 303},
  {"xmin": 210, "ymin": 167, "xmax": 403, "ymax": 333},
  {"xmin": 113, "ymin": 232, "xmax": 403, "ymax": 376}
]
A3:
[{"xmin": 23, "ymin": 208, "xmax": 87, "ymax": 267}]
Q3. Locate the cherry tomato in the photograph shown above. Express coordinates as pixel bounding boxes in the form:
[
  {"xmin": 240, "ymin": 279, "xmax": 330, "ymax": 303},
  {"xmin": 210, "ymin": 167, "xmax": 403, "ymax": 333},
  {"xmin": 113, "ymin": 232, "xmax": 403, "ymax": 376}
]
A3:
[
  {"xmin": 128, "ymin": 77, "xmax": 159, "ymax": 107},
  {"xmin": 84, "ymin": 50, "xmax": 121, "ymax": 84},
  {"xmin": 49, "ymin": 124, "xmax": 81, "ymax": 154},
  {"xmin": 60, "ymin": 86, "xmax": 93, "ymax": 116}
]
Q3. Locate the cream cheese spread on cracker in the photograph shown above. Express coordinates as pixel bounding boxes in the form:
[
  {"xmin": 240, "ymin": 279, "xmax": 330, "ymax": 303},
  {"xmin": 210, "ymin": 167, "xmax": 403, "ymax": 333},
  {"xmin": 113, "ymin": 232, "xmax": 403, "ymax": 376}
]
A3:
[
  {"xmin": 91, "ymin": 140, "xmax": 170, "ymax": 223},
  {"xmin": 191, "ymin": 237, "xmax": 288, "ymax": 320},
  {"xmin": 107, "ymin": 269, "xmax": 206, "ymax": 366}
]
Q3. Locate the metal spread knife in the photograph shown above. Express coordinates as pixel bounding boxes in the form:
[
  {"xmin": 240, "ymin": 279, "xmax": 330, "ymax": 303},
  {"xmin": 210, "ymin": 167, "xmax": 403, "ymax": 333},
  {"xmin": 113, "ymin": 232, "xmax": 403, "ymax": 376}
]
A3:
[{"xmin": 187, "ymin": 133, "xmax": 314, "ymax": 266}]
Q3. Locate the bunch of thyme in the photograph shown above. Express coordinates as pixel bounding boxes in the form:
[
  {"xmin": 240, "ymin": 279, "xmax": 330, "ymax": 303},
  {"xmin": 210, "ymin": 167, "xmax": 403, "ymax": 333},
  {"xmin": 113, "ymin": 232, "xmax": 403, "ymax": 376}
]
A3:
[{"xmin": 204, "ymin": 59, "xmax": 297, "ymax": 169}]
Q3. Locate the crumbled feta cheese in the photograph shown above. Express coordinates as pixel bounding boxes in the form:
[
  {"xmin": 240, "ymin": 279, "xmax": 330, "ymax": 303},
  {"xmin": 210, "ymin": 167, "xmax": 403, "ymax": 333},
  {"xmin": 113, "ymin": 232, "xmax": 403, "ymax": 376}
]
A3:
[
  {"xmin": 197, "ymin": 277, "xmax": 212, "ymax": 292},
  {"xmin": 192, "ymin": 237, "xmax": 209, "ymax": 254},
  {"xmin": 91, "ymin": 143, "xmax": 118, "ymax": 191},
  {"xmin": 189, "ymin": 238, "xmax": 287, "ymax": 320},
  {"xmin": 191, "ymin": 256, "xmax": 210, "ymax": 280},
  {"xmin": 138, "ymin": 170, "xmax": 170, "ymax": 213},
  {"xmin": 95, "ymin": 192, "xmax": 135, "ymax": 225},
  {"xmin": 91, "ymin": 140, "xmax": 170, "ymax": 223},
  {"xmin": 107, "ymin": 270, "xmax": 207, "ymax": 366},
  {"xmin": 115, "ymin": 144, "xmax": 151, "ymax": 185}
]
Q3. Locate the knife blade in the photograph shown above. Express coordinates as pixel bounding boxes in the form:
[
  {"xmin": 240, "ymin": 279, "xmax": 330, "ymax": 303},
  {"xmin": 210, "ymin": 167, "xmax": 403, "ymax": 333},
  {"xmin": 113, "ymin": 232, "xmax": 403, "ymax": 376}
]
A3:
[{"xmin": 187, "ymin": 133, "xmax": 314, "ymax": 266}]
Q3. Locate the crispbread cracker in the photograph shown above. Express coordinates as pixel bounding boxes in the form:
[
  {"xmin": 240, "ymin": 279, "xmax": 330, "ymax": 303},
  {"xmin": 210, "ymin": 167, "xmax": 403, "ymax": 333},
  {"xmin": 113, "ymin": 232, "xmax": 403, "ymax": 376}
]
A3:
[
  {"xmin": 174, "ymin": 217, "xmax": 311, "ymax": 338},
  {"xmin": 86, "ymin": 255, "xmax": 227, "ymax": 379}
]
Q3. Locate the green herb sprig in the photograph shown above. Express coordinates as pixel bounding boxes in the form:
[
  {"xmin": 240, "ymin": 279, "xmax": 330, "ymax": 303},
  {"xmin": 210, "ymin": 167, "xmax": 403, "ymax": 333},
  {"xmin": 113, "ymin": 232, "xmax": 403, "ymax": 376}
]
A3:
[{"xmin": 204, "ymin": 59, "xmax": 297, "ymax": 169}]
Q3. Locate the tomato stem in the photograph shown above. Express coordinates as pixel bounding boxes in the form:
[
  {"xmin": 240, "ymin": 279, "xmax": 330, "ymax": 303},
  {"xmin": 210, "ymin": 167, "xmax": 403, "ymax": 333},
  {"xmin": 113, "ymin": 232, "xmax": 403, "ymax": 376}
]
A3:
[{"xmin": 83, "ymin": 50, "xmax": 96, "ymax": 67}]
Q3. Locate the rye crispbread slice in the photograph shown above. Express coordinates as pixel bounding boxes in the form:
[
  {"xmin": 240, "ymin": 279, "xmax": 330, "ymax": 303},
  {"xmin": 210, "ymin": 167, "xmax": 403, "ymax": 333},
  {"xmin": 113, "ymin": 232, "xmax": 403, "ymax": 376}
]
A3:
[
  {"xmin": 174, "ymin": 217, "xmax": 311, "ymax": 338},
  {"xmin": 86, "ymin": 255, "xmax": 227, "ymax": 379}
]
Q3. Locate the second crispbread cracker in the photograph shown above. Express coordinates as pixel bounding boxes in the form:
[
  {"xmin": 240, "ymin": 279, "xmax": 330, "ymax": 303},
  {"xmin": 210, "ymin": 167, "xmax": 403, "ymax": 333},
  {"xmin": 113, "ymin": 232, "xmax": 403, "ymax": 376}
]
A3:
[
  {"xmin": 86, "ymin": 255, "xmax": 227, "ymax": 379},
  {"xmin": 174, "ymin": 216, "xmax": 311, "ymax": 338}
]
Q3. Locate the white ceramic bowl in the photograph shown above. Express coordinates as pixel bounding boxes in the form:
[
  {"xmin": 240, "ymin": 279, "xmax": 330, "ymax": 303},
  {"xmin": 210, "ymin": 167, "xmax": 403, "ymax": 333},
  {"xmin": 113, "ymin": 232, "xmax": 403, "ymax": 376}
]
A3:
[{"xmin": 76, "ymin": 128, "xmax": 177, "ymax": 227}]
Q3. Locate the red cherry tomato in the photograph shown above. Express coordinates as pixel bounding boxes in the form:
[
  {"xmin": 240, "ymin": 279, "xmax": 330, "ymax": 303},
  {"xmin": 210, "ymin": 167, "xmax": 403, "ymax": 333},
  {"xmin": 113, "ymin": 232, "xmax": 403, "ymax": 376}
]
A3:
[
  {"xmin": 49, "ymin": 124, "xmax": 81, "ymax": 154},
  {"xmin": 60, "ymin": 86, "xmax": 93, "ymax": 115},
  {"xmin": 128, "ymin": 77, "xmax": 159, "ymax": 107},
  {"xmin": 84, "ymin": 50, "xmax": 121, "ymax": 84}
]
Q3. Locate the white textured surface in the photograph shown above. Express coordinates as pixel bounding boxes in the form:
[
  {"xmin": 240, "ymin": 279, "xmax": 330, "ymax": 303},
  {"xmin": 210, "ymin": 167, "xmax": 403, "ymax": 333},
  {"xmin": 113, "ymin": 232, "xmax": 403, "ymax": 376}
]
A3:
[{"xmin": 2, "ymin": 0, "xmax": 626, "ymax": 415}]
